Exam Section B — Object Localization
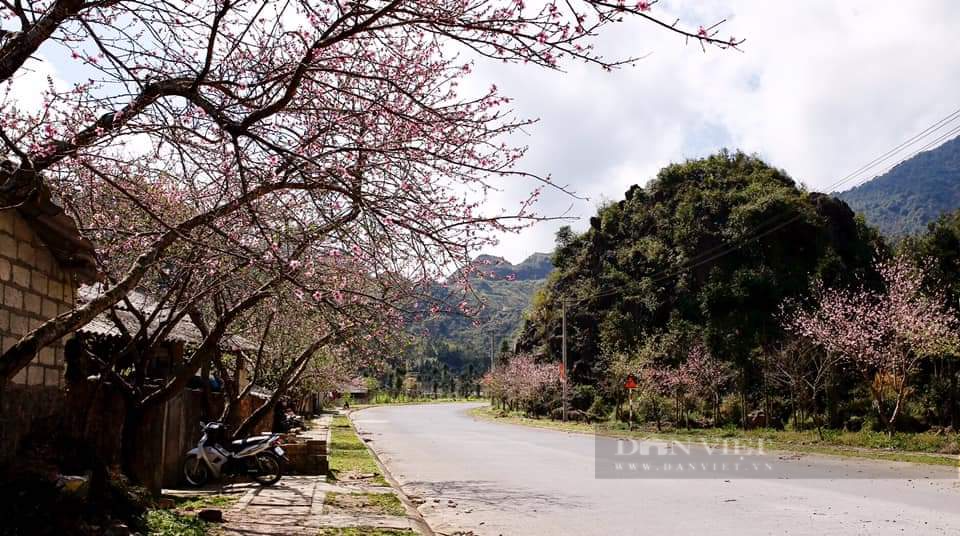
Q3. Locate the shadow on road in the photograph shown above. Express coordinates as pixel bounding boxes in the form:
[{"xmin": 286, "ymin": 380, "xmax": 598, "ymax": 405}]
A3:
[{"xmin": 404, "ymin": 479, "xmax": 590, "ymax": 512}]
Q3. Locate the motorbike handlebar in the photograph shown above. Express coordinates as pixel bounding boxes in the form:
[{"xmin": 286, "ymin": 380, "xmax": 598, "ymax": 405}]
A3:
[{"xmin": 199, "ymin": 421, "xmax": 227, "ymax": 431}]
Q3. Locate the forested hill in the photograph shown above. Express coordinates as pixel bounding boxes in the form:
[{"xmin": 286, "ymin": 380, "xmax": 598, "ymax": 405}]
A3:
[
  {"xmin": 411, "ymin": 253, "xmax": 553, "ymax": 372},
  {"xmin": 837, "ymin": 135, "xmax": 960, "ymax": 237},
  {"xmin": 515, "ymin": 151, "xmax": 883, "ymax": 385}
]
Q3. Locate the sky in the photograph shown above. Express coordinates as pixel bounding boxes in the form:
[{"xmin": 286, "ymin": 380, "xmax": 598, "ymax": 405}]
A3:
[
  {"xmin": 13, "ymin": 1, "xmax": 960, "ymax": 267},
  {"xmin": 473, "ymin": 0, "xmax": 960, "ymax": 264}
]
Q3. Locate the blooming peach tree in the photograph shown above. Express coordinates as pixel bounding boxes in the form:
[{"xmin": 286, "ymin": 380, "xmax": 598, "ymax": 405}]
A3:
[
  {"xmin": 786, "ymin": 258, "xmax": 960, "ymax": 433},
  {"xmin": 482, "ymin": 352, "xmax": 561, "ymax": 414},
  {"xmin": 0, "ymin": 0, "xmax": 741, "ymax": 383},
  {"xmin": 683, "ymin": 343, "xmax": 732, "ymax": 424}
]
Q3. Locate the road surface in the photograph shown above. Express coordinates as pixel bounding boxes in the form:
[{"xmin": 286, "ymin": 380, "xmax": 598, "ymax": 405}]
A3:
[{"xmin": 351, "ymin": 402, "xmax": 960, "ymax": 536}]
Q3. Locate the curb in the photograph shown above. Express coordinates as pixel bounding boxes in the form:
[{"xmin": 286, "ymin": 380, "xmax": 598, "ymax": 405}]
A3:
[{"xmin": 347, "ymin": 408, "xmax": 437, "ymax": 536}]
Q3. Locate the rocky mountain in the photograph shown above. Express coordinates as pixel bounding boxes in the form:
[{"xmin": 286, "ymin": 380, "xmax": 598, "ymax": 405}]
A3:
[
  {"xmin": 413, "ymin": 253, "xmax": 553, "ymax": 371},
  {"xmin": 452, "ymin": 252, "xmax": 553, "ymax": 282},
  {"xmin": 837, "ymin": 135, "xmax": 960, "ymax": 237}
]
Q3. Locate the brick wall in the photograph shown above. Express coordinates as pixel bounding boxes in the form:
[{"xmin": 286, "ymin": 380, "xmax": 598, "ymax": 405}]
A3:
[{"xmin": 0, "ymin": 209, "xmax": 75, "ymax": 386}]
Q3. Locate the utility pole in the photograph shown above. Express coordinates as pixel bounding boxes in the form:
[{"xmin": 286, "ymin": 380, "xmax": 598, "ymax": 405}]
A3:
[
  {"xmin": 562, "ymin": 298, "xmax": 568, "ymax": 423},
  {"xmin": 490, "ymin": 331, "xmax": 495, "ymax": 372}
]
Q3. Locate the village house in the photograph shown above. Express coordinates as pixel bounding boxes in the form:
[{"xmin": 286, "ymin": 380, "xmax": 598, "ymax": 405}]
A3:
[
  {"xmin": 74, "ymin": 284, "xmax": 274, "ymax": 488},
  {"xmin": 332, "ymin": 377, "xmax": 372, "ymax": 405},
  {"xmin": 0, "ymin": 192, "xmax": 273, "ymax": 489}
]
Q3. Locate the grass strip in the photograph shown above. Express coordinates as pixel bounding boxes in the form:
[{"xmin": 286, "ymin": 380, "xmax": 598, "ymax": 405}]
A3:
[
  {"xmin": 324, "ymin": 492, "xmax": 406, "ymax": 516},
  {"xmin": 145, "ymin": 509, "xmax": 209, "ymax": 536},
  {"xmin": 168, "ymin": 494, "xmax": 238, "ymax": 512},
  {"xmin": 329, "ymin": 415, "xmax": 388, "ymax": 485},
  {"xmin": 471, "ymin": 406, "xmax": 960, "ymax": 467}
]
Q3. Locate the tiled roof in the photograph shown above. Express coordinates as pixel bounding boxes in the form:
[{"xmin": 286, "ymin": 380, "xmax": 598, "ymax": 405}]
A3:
[{"xmin": 76, "ymin": 284, "xmax": 258, "ymax": 352}]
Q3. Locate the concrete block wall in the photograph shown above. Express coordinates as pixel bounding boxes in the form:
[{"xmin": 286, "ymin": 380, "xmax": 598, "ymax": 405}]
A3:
[{"xmin": 0, "ymin": 209, "xmax": 75, "ymax": 387}]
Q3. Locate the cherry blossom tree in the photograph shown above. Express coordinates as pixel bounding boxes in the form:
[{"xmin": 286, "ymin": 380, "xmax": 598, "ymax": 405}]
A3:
[
  {"xmin": 786, "ymin": 258, "xmax": 960, "ymax": 433},
  {"xmin": 64, "ymin": 181, "xmax": 432, "ymax": 479},
  {"xmin": 683, "ymin": 343, "xmax": 732, "ymax": 425},
  {"xmin": 481, "ymin": 352, "xmax": 560, "ymax": 414},
  {"xmin": 0, "ymin": 0, "xmax": 742, "ymax": 383},
  {"xmin": 641, "ymin": 366, "xmax": 680, "ymax": 430}
]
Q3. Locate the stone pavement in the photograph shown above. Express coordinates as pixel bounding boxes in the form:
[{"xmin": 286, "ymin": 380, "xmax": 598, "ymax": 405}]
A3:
[
  {"xmin": 221, "ymin": 477, "xmax": 421, "ymax": 535},
  {"xmin": 221, "ymin": 414, "xmax": 423, "ymax": 535},
  {"xmin": 300, "ymin": 414, "xmax": 332, "ymax": 441}
]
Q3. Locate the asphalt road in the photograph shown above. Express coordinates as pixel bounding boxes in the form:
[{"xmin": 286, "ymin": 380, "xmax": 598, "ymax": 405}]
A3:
[{"xmin": 351, "ymin": 402, "xmax": 960, "ymax": 536}]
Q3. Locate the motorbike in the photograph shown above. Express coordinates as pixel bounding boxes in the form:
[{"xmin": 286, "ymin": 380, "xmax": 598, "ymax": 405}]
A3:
[
  {"xmin": 183, "ymin": 421, "xmax": 287, "ymax": 487},
  {"xmin": 279, "ymin": 411, "xmax": 305, "ymax": 432}
]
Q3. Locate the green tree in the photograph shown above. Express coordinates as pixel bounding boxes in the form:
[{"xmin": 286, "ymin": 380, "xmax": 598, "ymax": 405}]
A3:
[
  {"xmin": 516, "ymin": 151, "xmax": 885, "ymax": 426},
  {"xmin": 900, "ymin": 209, "xmax": 960, "ymax": 428}
]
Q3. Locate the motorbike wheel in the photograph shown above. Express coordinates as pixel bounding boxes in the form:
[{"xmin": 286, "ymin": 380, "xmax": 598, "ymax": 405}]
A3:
[
  {"xmin": 253, "ymin": 452, "xmax": 282, "ymax": 486},
  {"xmin": 183, "ymin": 455, "xmax": 211, "ymax": 487}
]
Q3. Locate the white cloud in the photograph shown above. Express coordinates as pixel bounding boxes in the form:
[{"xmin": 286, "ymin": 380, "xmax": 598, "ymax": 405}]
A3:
[
  {"xmin": 474, "ymin": 0, "xmax": 960, "ymax": 263},
  {"xmin": 4, "ymin": 53, "xmax": 65, "ymax": 112}
]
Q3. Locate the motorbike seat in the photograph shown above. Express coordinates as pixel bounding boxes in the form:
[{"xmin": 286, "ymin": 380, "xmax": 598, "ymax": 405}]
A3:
[{"xmin": 225, "ymin": 435, "xmax": 272, "ymax": 452}]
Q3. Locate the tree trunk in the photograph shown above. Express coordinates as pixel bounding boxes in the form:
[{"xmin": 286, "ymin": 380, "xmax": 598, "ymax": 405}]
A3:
[
  {"xmin": 951, "ymin": 358, "xmax": 959, "ymax": 430},
  {"xmin": 200, "ymin": 358, "xmax": 213, "ymax": 421},
  {"xmin": 120, "ymin": 405, "xmax": 163, "ymax": 496},
  {"xmin": 232, "ymin": 333, "xmax": 333, "ymax": 438},
  {"xmin": 740, "ymin": 388, "xmax": 748, "ymax": 430}
]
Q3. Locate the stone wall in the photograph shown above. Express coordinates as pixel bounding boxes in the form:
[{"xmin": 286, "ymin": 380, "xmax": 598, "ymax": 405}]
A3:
[
  {"xmin": 0, "ymin": 208, "xmax": 76, "ymax": 464},
  {"xmin": 0, "ymin": 209, "xmax": 74, "ymax": 386}
]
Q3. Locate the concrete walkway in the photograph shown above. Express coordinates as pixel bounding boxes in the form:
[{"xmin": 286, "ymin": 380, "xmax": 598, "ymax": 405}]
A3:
[{"xmin": 221, "ymin": 415, "xmax": 422, "ymax": 535}]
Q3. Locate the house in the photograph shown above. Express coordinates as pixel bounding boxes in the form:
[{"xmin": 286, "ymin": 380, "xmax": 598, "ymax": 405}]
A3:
[
  {"xmin": 74, "ymin": 284, "xmax": 258, "ymax": 380},
  {"xmin": 0, "ymin": 190, "xmax": 274, "ymax": 489},
  {"xmin": 332, "ymin": 377, "xmax": 371, "ymax": 405},
  {"xmin": 0, "ymin": 190, "xmax": 98, "ymax": 463},
  {"xmin": 74, "ymin": 284, "xmax": 272, "ymax": 488}
]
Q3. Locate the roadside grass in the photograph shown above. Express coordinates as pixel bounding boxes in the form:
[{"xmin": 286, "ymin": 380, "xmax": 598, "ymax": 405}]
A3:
[
  {"xmin": 471, "ymin": 406, "xmax": 960, "ymax": 467},
  {"xmin": 168, "ymin": 494, "xmax": 239, "ymax": 512},
  {"xmin": 146, "ymin": 493, "xmax": 238, "ymax": 535},
  {"xmin": 145, "ymin": 509, "xmax": 210, "ymax": 536},
  {"xmin": 324, "ymin": 492, "xmax": 406, "ymax": 516},
  {"xmin": 317, "ymin": 528, "xmax": 416, "ymax": 536},
  {"xmin": 329, "ymin": 415, "xmax": 388, "ymax": 485}
]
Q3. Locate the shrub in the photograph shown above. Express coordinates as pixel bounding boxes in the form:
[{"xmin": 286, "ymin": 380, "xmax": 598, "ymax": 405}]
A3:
[
  {"xmin": 571, "ymin": 384, "xmax": 598, "ymax": 412},
  {"xmin": 720, "ymin": 394, "xmax": 743, "ymax": 425},
  {"xmin": 587, "ymin": 395, "xmax": 611, "ymax": 422}
]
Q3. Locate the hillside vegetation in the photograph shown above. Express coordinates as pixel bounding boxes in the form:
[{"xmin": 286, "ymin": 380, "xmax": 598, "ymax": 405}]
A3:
[
  {"xmin": 407, "ymin": 253, "xmax": 553, "ymax": 374},
  {"xmin": 838, "ymin": 135, "xmax": 960, "ymax": 237},
  {"xmin": 506, "ymin": 151, "xmax": 954, "ymax": 431},
  {"xmin": 517, "ymin": 151, "xmax": 884, "ymax": 385}
]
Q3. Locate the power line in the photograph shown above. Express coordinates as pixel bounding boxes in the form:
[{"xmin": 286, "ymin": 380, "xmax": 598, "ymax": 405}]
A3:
[
  {"xmin": 644, "ymin": 119, "xmax": 960, "ymax": 288},
  {"xmin": 562, "ymin": 106, "xmax": 960, "ymax": 306},
  {"xmin": 824, "ymin": 107, "xmax": 960, "ymax": 193}
]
